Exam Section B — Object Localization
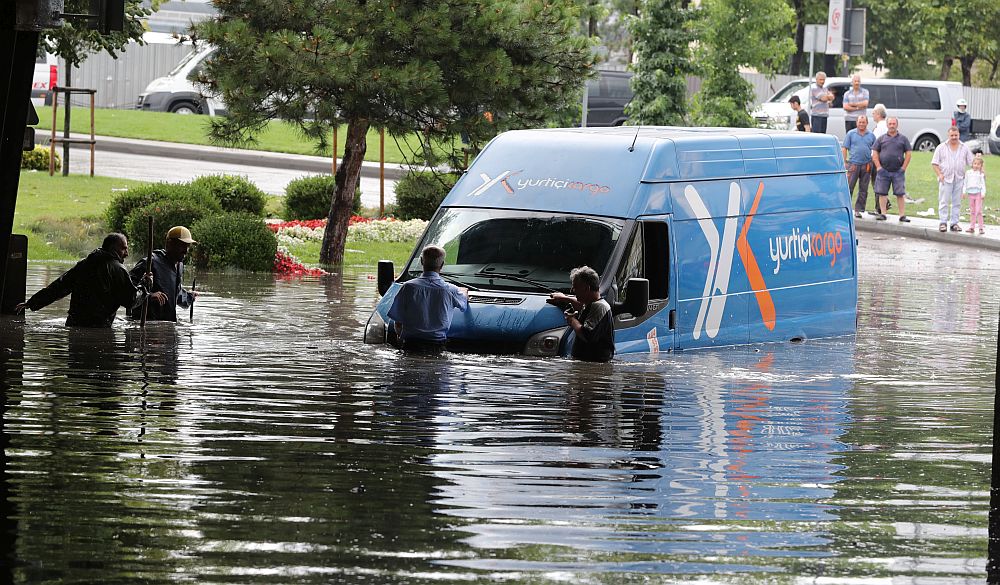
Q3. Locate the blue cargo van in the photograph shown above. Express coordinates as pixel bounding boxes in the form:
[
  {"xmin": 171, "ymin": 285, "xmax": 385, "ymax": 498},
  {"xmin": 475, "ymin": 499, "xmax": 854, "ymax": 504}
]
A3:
[{"xmin": 364, "ymin": 127, "xmax": 857, "ymax": 356}]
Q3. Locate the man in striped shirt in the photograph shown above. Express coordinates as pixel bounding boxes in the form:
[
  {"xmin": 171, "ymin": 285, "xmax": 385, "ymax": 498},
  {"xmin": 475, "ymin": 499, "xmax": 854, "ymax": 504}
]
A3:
[{"xmin": 843, "ymin": 74, "xmax": 870, "ymax": 133}]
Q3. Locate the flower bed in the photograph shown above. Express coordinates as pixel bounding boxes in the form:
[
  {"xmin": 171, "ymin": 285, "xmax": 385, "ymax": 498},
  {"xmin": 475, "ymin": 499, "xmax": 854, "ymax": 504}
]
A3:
[{"xmin": 274, "ymin": 248, "xmax": 325, "ymax": 277}]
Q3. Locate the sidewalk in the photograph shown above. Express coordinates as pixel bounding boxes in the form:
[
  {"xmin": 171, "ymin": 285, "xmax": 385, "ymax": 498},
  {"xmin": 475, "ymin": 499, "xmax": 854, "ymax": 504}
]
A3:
[{"xmin": 853, "ymin": 203, "xmax": 1000, "ymax": 252}]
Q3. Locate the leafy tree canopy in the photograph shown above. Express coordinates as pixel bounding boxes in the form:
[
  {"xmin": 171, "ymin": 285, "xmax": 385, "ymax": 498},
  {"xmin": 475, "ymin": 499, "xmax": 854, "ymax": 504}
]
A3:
[{"xmin": 626, "ymin": 0, "xmax": 694, "ymax": 126}]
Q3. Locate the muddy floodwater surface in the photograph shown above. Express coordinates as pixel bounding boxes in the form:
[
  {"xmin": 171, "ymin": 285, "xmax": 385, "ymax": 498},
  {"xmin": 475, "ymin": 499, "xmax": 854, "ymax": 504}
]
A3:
[{"xmin": 1, "ymin": 235, "xmax": 998, "ymax": 584}]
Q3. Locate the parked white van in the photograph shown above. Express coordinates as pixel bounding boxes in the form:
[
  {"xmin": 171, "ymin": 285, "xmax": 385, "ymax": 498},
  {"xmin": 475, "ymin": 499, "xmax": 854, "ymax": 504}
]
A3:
[
  {"xmin": 753, "ymin": 77, "xmax": 964, "ymax": 151},
  {"xmin": 136, "ymin": 45, "xmax": 224, "ymax": 115},
  {"xmin": 32, "ymin": 44, "xmax": 58, "ymax": 107}
]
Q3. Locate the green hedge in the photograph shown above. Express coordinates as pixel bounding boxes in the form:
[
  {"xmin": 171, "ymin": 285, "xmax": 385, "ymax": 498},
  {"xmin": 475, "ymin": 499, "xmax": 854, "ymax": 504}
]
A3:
[
  {"xmin": 191, "ymin": 212, "xmax": 277, "ymax": 272},
  {"xmin": 21, "ymin": 146, "xmax": 59, "ymax": 172},
  {"xmin": 124, "ymin": 198, "xmax": 214, "ymax": 254},
  {"xmin": 107, "ymin": 182, "xmax": 221, "ymax": 233},
  {"xmin": 283, "ymin": 175, "xmax": 361, "ymax": 220},
  {"xmin": 189, "ymin": 174, "xmax": 267, "ymax": 216},
  {"xmin": 393, "ymin": 171, "xmax": 459, "ymax": 220}
]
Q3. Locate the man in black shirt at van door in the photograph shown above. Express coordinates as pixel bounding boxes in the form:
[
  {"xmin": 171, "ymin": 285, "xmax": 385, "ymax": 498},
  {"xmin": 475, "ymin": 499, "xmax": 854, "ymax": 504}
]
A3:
[{"xmin": 547, "ymin": 266, "xmax": 615, "ymax": 362}]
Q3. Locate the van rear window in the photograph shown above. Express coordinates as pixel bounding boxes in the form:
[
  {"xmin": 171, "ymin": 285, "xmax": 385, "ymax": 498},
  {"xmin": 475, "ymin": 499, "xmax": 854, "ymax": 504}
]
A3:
[{"xmin": 895, "ymin": 86, "xmax": 941, "ymax": 110}]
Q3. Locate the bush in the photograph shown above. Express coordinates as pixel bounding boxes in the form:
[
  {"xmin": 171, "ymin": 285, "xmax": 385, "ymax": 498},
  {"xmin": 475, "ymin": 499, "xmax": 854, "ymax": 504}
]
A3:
[
  {"xmin": 107, "ymin": 182, "xmax": 221, "ymax": 233},
  {"xmin": 393, "ymin": 171, "xmax": 459, "ymax": 220},
  {"xmin": 283, "ymin": 175, "xmax": 361, "ymax": 220},
  {"xmin": 191, "ymin": 212, "xmax": 277, "ymax": 272},
  {"xmin": 124, "ymin": 198, "xmax": 216, "ymax": 254},
  {"xmin": 189, "ymin": 174, "xmax": 267, "ymax": 216},
  {"xmin": 21, "ymin": 146, "xmax": 59, "ymax": 172}
]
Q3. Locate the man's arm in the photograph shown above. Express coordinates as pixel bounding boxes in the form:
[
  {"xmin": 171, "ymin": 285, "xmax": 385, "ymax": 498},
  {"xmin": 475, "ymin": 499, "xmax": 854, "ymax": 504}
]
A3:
[
  {"xmin": 872, "ymin": 150, "xmax": 882, "ymax": 172},
  {"xmin": 21, "ymin": 263, "xmax": 80, "ymax": 313},
  {"xmin": 902, "ymin": 150, "xmax": 911, "ymax": 171}
]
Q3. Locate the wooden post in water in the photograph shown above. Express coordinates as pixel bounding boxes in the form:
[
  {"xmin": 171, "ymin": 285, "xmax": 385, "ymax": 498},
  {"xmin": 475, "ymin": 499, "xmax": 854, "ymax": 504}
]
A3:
[{"xmin": 989, "ymin": 307, "xmax": 1000, "ymax": 583}]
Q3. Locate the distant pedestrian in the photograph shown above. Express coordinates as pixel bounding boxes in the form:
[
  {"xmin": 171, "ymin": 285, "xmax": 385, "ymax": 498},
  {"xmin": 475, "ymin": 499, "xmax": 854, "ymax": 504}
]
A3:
[
  {"xmin": 872, "ymin": 117, "xmax": 912, "ymax": 223},
  {"xmin": 129, "ymin": 226, "xmax": 197, "ymax": 322},
  {"xmin": 843, "ymin": 74, "xmax": 870, "ymax": 133},
  {"xmin": 953, "ymin": 98, "xmax": 972, "ymax": 142},
  {"xmin": 809, "ymin": 71, "xmax": 833, "ymax": 134},
  {"xmin": 931, "ymin": 126, "xmax": 974, "ymax": 232},
  {"xmin": 15, "ymin": 233, "xmax": 147, "ymax": 327},
  {"xmin": 871, "ymin": 104, "xmax": 888, "ymax": 139},
  {"xmin": 547, "ymin": 266, "xmax": 615, "ymax": 363},
  {"xmin": 842, "ymin": 115, "xmax": 875, "ymax": 218},
  {"xmin": 387, "ymin": 245, "xmax": 469, "ymax": 353},
  {"xmin": 963, "ymin": 154, "xmax": 987, "ymax": 235},
  {"xmin": 789, "ymin": 95, "xmax": 810, "ymax": 131}
]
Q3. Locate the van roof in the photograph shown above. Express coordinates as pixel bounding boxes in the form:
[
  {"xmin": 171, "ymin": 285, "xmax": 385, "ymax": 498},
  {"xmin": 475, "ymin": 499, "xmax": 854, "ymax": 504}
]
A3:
[{"xmin": 443, "ymin": 127, "xmax": 843, "ymax": 215}]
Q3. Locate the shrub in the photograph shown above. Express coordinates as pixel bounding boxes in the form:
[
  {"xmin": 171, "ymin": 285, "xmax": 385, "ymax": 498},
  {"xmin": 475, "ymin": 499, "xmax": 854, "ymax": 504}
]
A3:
[
  {"xmin": 21, "ymin": 146, "xmax": 59, "ymax": 172},
  {"xmin": 191, "ymin": 212, "xmax": 277, "ymax": 272},
  {"xmin": 393, "ymin": 171, "xmax": 459, "ymax": 220},
  {"xmin": 283, "ymin": 175, "xmax": 361, "ymax": 220},
  {"xmin": 189, "ymin": 174, "xmax": 267, "ymax": 216},
  {"xmin": 107, "ymin": 182, "xmax": 221, "ymax": 233},
  {"xmin": 124, "ymin": 198, "xmax": 215, "ymax": 254}
]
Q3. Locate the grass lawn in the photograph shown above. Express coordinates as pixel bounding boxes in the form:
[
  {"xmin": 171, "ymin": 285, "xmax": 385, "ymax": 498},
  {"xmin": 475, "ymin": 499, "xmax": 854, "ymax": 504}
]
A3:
[
  {"xmin": 35, "ymin": 107, "xmax": 441, "ymax": 166},
  {"xmin": 14, "ymin": 171, "xmax": 417, "ymax": 268}
]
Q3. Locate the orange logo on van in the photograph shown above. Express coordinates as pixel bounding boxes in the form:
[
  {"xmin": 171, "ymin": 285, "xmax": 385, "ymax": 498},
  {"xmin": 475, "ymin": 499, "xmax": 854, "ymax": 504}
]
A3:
[{"xmin": 736, "ymin": 182, "xmax": 776, "ymax": 331}]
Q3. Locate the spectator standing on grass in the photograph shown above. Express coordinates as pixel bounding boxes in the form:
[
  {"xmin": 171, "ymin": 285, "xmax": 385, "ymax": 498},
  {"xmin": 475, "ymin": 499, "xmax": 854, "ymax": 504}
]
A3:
[
  {"xmin": 843, "ymin": 115, "xmax": 876, "ymax": 218},
  {"xmin": 872, "ymin": 117, "xmax": 912, "ymax": 223},
  {"xmin": 843, "ymin": 74, "xmax": 869, "ymax": 133},
  {"xmin": 963, "ymin": 154, "xmax": 987, "ymax": 235},
  {"xmin": 809, "ymin": 72, "xmax": 833, "ymax": 134},
  {"xmin": 954, "ymin": 99, "xmax": 972, "ymax": 142},
  {"xmin": 871, "ymin": 104, "xmax": 888, "ymax": 139},
  {"xmin": 789, "ymin": 95, "xmax": 810, "ymax": 131},
  {"xmin": 931, "ymin": 126, "xmax": 974, "ymax": 233}
]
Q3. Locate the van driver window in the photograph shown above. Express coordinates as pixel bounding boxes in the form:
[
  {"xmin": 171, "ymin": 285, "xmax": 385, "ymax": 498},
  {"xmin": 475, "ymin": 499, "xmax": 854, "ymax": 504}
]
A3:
[{"xmin": 615, "ymin": 222, "xmax": 669, "ymax": 305}]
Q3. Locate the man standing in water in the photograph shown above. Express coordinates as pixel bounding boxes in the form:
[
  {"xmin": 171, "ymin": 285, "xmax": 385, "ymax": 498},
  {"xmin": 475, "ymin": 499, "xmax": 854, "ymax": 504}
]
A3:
[
  {"xmin": 129, "ymin": 226, "xmax": 197, "ymax": 322},
  {"xmin": 547, "ymin": 266, "xmax": 615, "ymax": 362},
  {"xmin": 388, "ymin": 245, "xmax": 469, "ymax": 353},
  {"xmin": 15, "ymin": 233, "xmax": 147, "ymax": 327}
]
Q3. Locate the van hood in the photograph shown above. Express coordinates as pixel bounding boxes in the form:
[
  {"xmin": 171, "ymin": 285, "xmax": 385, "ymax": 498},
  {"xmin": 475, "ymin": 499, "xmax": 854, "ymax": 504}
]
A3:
[{"xmin": 752, "ymin": 101, "xmax": 796, "ymax": 131}]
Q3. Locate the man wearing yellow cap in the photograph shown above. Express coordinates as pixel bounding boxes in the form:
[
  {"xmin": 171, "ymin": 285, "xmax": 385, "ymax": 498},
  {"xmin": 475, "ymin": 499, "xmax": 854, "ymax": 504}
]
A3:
[{"xmin": 128, "ymin": 226, "xmax": 198, "ymax": 322}]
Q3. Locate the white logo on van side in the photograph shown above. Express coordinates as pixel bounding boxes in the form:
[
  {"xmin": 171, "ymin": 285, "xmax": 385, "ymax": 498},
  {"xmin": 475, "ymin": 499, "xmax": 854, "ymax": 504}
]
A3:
[
  {"xmin": 469, "ymin": 171, "xmax": 519, "ymax": 197},
  {"xmin": 685, "ymin": 182, "xmax": 742, "ymax": 340}
]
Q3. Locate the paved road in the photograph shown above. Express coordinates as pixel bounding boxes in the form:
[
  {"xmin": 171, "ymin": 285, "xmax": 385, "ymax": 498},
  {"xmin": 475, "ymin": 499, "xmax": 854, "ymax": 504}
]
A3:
[{"xmin": 50, "ymin": 134, "xmax": 401, "ymax": 208}]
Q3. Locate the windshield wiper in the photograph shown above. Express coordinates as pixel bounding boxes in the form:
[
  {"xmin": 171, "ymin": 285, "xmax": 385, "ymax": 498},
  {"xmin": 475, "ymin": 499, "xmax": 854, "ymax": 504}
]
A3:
[
  {"xmin": 440, "ymin": 273, "xmax": 481, "ymax": 291},
  {"xmin": 473, "ymin": 271, "xmax": 558, "ymax": 293}
]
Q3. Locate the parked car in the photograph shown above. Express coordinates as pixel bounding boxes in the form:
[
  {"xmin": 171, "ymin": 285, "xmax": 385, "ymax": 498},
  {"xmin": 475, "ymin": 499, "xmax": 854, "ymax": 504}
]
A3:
[
  {"xmin": 989, "ymin": 114, "xmax": 1000, "ymax": 155},
  {"xmin": 585, "ymin": 70, "xmax": 633, "ymax": 127},
  {"xmin": 136, "ymin": 45, "xmax": 224, "ymax": 115},
  {"xmin": 32, "ymin": 44, "xmax": 58, "ymax": 107},
  {"xmin": 753, "ymin": 77, "xmax": 964, "ymax": 151}
]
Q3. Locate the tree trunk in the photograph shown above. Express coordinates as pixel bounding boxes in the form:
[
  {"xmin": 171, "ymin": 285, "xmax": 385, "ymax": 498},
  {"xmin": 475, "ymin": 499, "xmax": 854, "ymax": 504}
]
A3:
[
  {"xmin": 940, "ymin": 57, "xmax": 953, "ymax": 81},
  {"xmin": 319, "ymin": 117, "xmax": 369, "ymax": 266},
  {"xmin": 959, "ymin": 55, "xmax": 975, "ymax": 87}
]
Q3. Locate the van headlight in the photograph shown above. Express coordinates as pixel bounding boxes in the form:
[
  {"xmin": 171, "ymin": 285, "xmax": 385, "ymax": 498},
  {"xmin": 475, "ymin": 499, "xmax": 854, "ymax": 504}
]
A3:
[
  {"xmin": 364, "ymin": 312, "xmax": 387, "ymax": 344},
  {"xmin": 524, "ymin": 326, "xmax": 568, "ymax": 357}
]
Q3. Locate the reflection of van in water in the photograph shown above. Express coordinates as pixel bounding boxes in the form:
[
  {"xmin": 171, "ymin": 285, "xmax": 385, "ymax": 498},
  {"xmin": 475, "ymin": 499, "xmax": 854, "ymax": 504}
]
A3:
[
  {"xmin": 136, "ymin": 45, "xmax": 224, "ymax": 115},
  {"xmin": 364, "ymin": 127, "xmax": 858, "ymax": 356},
  {"xmin": 753, "ymin": 77, "xmax": 963, "ymax": 151}
]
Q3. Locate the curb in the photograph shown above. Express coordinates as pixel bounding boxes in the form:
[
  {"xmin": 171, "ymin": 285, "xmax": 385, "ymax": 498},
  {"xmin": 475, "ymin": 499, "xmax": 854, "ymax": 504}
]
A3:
[
  {"xmin": 854, "ymin": 218, "xmax": 1000, "ymax": 251},
  {"xmin": 37, "ymin": 134, "xmax": 410, "ymax": 181}
]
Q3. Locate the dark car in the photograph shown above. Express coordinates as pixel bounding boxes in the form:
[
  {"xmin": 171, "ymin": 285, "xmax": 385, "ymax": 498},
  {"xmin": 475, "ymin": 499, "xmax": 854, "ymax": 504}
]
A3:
[{"xmin": 585, "ymin": 70, "xmax": 633, "ymax": 127}]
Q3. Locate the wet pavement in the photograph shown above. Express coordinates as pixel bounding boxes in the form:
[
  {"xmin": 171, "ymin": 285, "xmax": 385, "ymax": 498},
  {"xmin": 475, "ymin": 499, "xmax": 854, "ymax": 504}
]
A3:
[{"xmin": 1, "ymin": 235, "xmax": 997, "ymax": 584}]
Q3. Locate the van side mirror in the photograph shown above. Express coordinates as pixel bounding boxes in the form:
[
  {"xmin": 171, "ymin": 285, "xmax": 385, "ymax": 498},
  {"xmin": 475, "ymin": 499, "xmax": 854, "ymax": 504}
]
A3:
[
  {"xmin": 612, "ymin": 278, "xmax": 648, "ymax": 318},
  {"xmin": 377, "ymin": 260, "xmax": 394, "ymax": 296}
]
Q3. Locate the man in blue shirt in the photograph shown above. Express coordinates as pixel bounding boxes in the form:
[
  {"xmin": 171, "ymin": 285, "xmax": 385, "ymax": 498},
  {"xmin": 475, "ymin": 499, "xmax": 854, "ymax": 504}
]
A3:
[
  {"xmin": 842, "ymin": 115, "xmax": 876, "ymax": 218},
  {"xmin": 388, "ymin": 245, "xmax": 469, "ymax": 352}
]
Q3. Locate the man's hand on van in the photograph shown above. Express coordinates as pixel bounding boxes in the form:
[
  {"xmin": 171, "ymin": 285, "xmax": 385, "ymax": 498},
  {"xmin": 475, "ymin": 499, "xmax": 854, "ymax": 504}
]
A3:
[{"xmin": 548, "ymin": 292, "xmax": 580, "ymax": 311}]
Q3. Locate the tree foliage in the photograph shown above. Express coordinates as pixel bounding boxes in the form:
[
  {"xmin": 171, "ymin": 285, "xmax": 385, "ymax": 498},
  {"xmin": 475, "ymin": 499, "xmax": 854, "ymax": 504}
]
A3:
[
  {"xmin": 196, "ymin": 0, "xmax": 597, "ymax": 265},
  {"xmin": 43, "ymin": 0, "xmax": 156, "ymax": 70},
  {"xmin": 690, "ymin": 0, "xmax": 795, "ymax": 127},
  {"xmin": 625, "ymin": 0, "xmax": 694, "ymax": 126}
]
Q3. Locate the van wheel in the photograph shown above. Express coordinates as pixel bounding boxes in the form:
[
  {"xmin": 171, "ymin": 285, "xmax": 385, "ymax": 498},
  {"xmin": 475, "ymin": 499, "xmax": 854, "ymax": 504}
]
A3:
[
  {"xmin": 913, "ymin": 134, "xmax": 939, "ymax": 152},
  {"xmin": 169, "ymin": 101, "xmax": 200, "ymax": 115}
]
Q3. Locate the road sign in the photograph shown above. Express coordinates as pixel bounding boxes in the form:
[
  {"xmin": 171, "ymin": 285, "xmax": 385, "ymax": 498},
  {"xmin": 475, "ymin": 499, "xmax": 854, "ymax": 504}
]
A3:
[{"xmin": 825, "ymin": 0, "xmax": 845, "ymax": 55}]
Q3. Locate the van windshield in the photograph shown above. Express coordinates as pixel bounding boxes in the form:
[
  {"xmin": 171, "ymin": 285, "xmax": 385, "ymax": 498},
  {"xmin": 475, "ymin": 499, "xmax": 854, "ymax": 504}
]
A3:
[
  {"xmin": 405, "ymin": 208, "xmax": 624, "ymax": 293},
  {"xmin": 768, "ymin": 81, "xmax": 809, "ymax": 102},
  {"xmin": 168, "ymin": 48, "xmax": 209, "ymax": 76}
]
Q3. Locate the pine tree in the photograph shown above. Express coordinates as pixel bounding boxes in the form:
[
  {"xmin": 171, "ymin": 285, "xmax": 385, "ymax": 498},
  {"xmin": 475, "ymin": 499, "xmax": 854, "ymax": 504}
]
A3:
[
  {"xmin": 196, "ymin": 0, "xmax": 597, "ymax": 265},
  {"xmin": 626, "ymin": 0, "xmax": 693, "ymax": 126}
]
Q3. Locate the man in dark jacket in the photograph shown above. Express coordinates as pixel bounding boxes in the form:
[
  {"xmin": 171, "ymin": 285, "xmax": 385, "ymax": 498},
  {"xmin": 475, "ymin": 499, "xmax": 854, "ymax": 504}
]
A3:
[
  {"xmin": 15, "ymin": 233, "xmax": 145, "ymax": 327},
  {"xmin": 129, "ymin": 226, "xmax": 197, "ymax": 322}
]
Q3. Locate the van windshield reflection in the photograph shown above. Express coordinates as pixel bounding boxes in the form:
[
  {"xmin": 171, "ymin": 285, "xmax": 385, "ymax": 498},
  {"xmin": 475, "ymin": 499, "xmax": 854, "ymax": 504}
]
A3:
[{"xmin": 405, "ymin": 209, "xmax": 624, "ymax": 293}]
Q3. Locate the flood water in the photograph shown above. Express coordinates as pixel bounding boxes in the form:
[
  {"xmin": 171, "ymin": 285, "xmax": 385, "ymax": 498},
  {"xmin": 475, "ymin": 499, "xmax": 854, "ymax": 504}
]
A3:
[{"xmin": 1, "ymin": 234, "xmax": 997, "ymax": 584}]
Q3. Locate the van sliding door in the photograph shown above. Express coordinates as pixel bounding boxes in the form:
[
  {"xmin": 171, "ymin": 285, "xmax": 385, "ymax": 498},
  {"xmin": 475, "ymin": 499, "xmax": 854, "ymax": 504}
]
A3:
[{"xmin": 612, "ymin": 218, "xmax": 674, "ymax": 354}]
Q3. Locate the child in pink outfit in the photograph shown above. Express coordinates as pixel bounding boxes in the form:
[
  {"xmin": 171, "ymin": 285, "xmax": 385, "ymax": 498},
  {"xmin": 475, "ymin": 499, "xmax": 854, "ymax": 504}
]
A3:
[{"xmin": 964, "ymin": 155, "xmax": 987, "ymax": 234}]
